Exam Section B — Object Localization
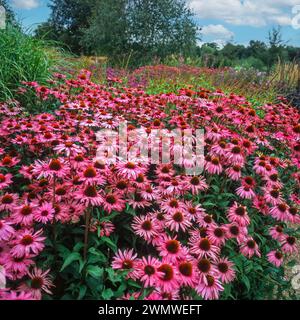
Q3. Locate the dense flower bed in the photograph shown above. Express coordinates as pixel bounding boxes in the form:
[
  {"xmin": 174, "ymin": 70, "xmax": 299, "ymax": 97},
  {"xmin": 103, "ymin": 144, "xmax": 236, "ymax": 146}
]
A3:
[{"xmin": 0, "ymin": 70, "xmax": 299, "ymax": 300}]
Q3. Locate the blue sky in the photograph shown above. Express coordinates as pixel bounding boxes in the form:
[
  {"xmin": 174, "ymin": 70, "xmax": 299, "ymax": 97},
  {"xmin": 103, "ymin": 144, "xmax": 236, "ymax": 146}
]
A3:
[{"xmin": 7, "ymin": 0, "xmax": 300, "ymax": 46}]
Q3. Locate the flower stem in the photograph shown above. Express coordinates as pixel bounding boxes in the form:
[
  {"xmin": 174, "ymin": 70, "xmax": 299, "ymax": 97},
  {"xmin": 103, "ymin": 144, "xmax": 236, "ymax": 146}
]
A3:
[{"xmin": 84, "ymin": 207, "xmax": 91, "ymax": 261}]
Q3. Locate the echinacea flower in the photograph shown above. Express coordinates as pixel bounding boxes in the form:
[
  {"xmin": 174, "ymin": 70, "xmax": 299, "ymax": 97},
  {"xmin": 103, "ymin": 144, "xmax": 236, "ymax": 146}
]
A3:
[
  {"xmin": 240, "ymin": 238, "xmax": 261, "ymax": 258},
  {"xmin": 132, "ymin": 215, "xmax": 159, "ymax": 241},
  {"xmin": 157, "ymin": 262, "xmax": 179, "ymax": 292},
  {"xmin": 216, "ymin": 258, "xmax": 236, "ymax": 283},
  {"xmin": 0, "ymin": 220, "xmax": 15, "ymax": 241},
  {"xmin": 32, "ymin": 158, "xmax": 69, "ymax": 179},
  {"xmin": 74, "ymin": 185, "xmax": 103, "ymax": 207},
  {"xmin": 176, "ymin": 259, "xmax": 197, "ymax": 286},
  {"xmin": 165, "ymin": 210, "xmax": 192, "ymax": 232},
  {"xmin": 136, "ymin": 256, "xmax": 162, "ymax": 287},
  {"xmin": 196, "ymin": 274, "xmax": 224, "ymax": 300},
  {"xmin": 158, "ymin": 237, "xmax": 185, "ymax": 263},
  {"xmin": 34, "ymin": 203, "xmax": 55, "ymax": 224},
  {"xmin": 0, "ymin": 193, "xmax": 19, "ymax": 212},
  {"xmin": 102, "ymin": 192, "xmax": 125, "ymax": 214},
  {"xmin": 189, "ymin": 237, "xmax": 220, "ymax": 260},
  {"xmin": 267, "ymin": 250, "xmax": 284, "ymax": 267},
  {"xmin": 112, "ymin": 249, "xmax": 139, "ymax": 280},
  {"xmin": 18, "ymin": 268, "xmax": 54, "ymax": 300},
  {"xmin": 0, "ymin": 173, "xmax": 13, "ymax": 190},
  {"xmin": 281, "ymin": 236, "xmax": 298, "ymax": 254},
  {"xmin": 227, "ymin": 203, "xmax": 250, "ymax": 227},
  {"xmin": 11, "ymin": 229, "xmax": 45, "ymax": 258}
]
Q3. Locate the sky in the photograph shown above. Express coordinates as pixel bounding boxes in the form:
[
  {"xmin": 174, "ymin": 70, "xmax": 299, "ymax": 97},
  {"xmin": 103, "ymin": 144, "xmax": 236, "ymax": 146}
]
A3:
[{"xmin": 6, "ymin": 0, "xmax": 300, "ymax": 47}]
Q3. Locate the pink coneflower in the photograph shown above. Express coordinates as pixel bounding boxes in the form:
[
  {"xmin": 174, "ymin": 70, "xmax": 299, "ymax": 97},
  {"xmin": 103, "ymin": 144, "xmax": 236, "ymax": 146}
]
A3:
[
  {"xmin": 236, "ymin": 185, "xmax": 255, "ymax": 199},
  {"xmin": 158, "ymin": 237, "xmax": 184, "ymax": 263},
  {"xmin": 287, "ymin": 206, "xmax": 300, "ymax": 224},
  {"xmin": 165, "ymin": 210, "xmax": 192, "ymax": 232},
  {"xmin": 32, "ymin": 158, "xmax": 69, "ymax": 179},
  {"xmin": 54, "ymin": 141, "xmax": 84, "ymax": 156},
  {"xmin": 136, "ymin": 256, "xmax": 162, "ymax": 287},
  {"xmin": 0, "ymin": 220, "xmax": 15, "ymax": 241},
  {"xmin": 264, "ymin": 188, "xmax": 283, "ymax": 206},
  {"xmin": 240, "ymin": 238, "xmax": 261, "ymax": 258},
  {"xmin": 112, "ymin": 249, "xmax": 139, "ymax": 280},
  {"xmin": 225, "ymin": 165, "xmax": 242, "ymax": 181},
  {"xmin": 224, "ymin": 223, "xmax": 248, "ymax": 244},
  {"xmin": 161, "ymin": 198, "xmax": 186, "ymax": 215},
  {"xmin": 0, "ymin": 173, "xmax": 13, "ymax": 190},
  {"xmin": 269, "ymin": 225, "xmax": 285, "ymax": 241},
  {"xmin": 264, "ymin": 173, "xmax": 283, "ymax": 189},
  {"xmin": 198, "ymin": 214, "xmax": 217, "ymax": 228},
  {"xmin": 196, "ymin": 274, "xmax": 224, "ymax": 300},
  {"xmin": 116, "ymin": 161, "xmax": 146, "ymax": 180},
  {"xmin": 11, "ymin": 229, "xmax": 45, "ymax": 258},
  {"xmin": 177, "ymin": 259, "xmax": 197, "ymax": 286},
  {"xmin": 0, "ymin": 155, "xmax": 20, "ymax": 168},
  {"xmin": 3, "ymin": 254, "xmax": 34, "ymax": 277},
  {"xmin": 185, "ymin": 176, "xmax": 208, "ymax": 195},
  {"xmin": 216, "ymin": 258, "xmax": 236, "ymax": 283},
  {"xmin": 189, "ymin": 237, "xmax": 220, "ymax": 260},
  {"xmin": 132, "ymin": 215, "xmax": 159, "ymax": 241},
  {"xmin": 204, "ymin": 156, "xmax": 223, "ymax": 175},
  {"xmin": 0, "ymin": 193, "xmax": 19, "ymax": 212},
  {"xmin": 102, "ymin": 192, "xmax": 125, "ymax": 214},
  {"xmin": 252, "ymin": 195, "xmax": 269, "ymax": 215},
  {"xmin": 74, "ymin": 185, "xmax": 103, "ymax": 207},
  {"xmin": 281, "ymin": 236, "xmax": 298, "ymax": 254},
  {"xmin": 226, "ymin": 145, "xmax": 245, "ymax": 165},
  {"xmin": 269, "ymin": 203, "xmax": 290, "ymax": 221},
  {"xmin": 196, "ymin": 258, "xmax": 217, "ymax": 282},
  {"xmin": 155, "ymin": 164, "xmax": 175, "ymax": 178},
  {"xmin": 140, "ymin": 185, "xmax": 159, "ymax": 201},
  {"xmin": 128, "ymin": 192, "xmax": 150, "ymax": 209},
  {"xmin": 162, "ymin": 178, "xmax": 185, "ymax": 196},
  {"xmin": 267, "ymin": 250, "xmax": 284, "ymax": 267},
  {"xmin": 11, "ymin": 203, "xmax": 37, "ymax": 226},
  {"xmin": 157, "ymin": 262, "xmax": 179, "ymax": 292},
  {"xmin": 79, "ymin": 165, "xmax": 106, "ymax": 186},
  {"xmin": 227, "ymin": 203, "xmax": 250, "ymax": 227},
  {"xmin": 207, "ymin": 225, "xmax": 227, "ymax": 246},
  {"xmin": 185, "ymin": 201, "xmax": 205, "ymax": 222},
  {"xmin": 2, "ymin": 290, "xmax": 34, "ymax": 300},
  {"xmin": 34, "ymin": 203, "xmax": 55, "ymax": 224},
  {"xmin": 18, "ymin": 268, "xmax": 54, "ymax": 300}
]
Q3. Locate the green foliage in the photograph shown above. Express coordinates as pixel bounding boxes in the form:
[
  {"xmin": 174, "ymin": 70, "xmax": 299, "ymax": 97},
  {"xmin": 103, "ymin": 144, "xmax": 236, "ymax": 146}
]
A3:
[
  {"xmin": 38, "ymin": 0, "xmax": 198, "ymax": 67},
  {"xmin": 0, "ymin": 26, "xmax": 52, "ymax": 102}
]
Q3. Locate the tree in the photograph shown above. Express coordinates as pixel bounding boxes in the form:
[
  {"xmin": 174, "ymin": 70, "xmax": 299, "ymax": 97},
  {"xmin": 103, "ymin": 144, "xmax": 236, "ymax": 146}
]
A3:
[
  {"xmin": 81, "ymin": 0, "xmax": 129, "ymax": 58},
  {"xmin": 267, "ymin": 26, "xmax": 285, "ymax": 69},
  {"xmin": 126, "ymin": 0, "xmax": 198, "ymax": 63},
  {"xmin": 44, "ymin": 0, "xmax": 96, "ymax": 53}
]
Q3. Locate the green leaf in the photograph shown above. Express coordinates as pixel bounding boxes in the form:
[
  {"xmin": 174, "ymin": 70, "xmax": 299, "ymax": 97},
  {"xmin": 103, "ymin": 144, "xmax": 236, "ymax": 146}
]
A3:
[
  {"xmin": 86, "ymin": 265, "xmax": 103, "ymax": 279},
  {"xmin": 60, "ymin": 252, "xmax": 81, "ymax": 271},
  {"xmin": 78, "ymin": 285, "xmax": 87, "ymax": 300},
  {"xmin": 101, "ymin": 236, "xmax": 117, "ymax": 251},
  {"xmin": 102, "ymin": 288, "xmax": 114, "ymax": 300},
  {"xmin": 241, "ymin": 275, "xmax": 251, "ymax": 292}
]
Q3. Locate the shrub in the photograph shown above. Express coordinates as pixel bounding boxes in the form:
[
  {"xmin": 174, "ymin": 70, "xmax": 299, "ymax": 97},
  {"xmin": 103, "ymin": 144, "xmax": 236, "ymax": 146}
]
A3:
[{"xmin": 0, "ymin": 26, "xmax": 56, "ymax": 103}]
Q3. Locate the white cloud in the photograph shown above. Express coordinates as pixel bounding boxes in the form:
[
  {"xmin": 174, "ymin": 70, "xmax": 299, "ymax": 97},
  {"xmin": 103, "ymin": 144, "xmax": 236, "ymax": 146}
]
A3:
[
  {"xmin": 201, "ymin": 24, "xmax": 234, "ymax": 39},
  {"xmin": 199, "ymin": 24, "xmax": 234, "ymax": 47},
  {"xmin": 189, "ymin": 0, "xmax": 298, "ymax": 27},
  {"xmin": 12, "ymin": 0, "xmax": 40, "ymax": 9}
]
